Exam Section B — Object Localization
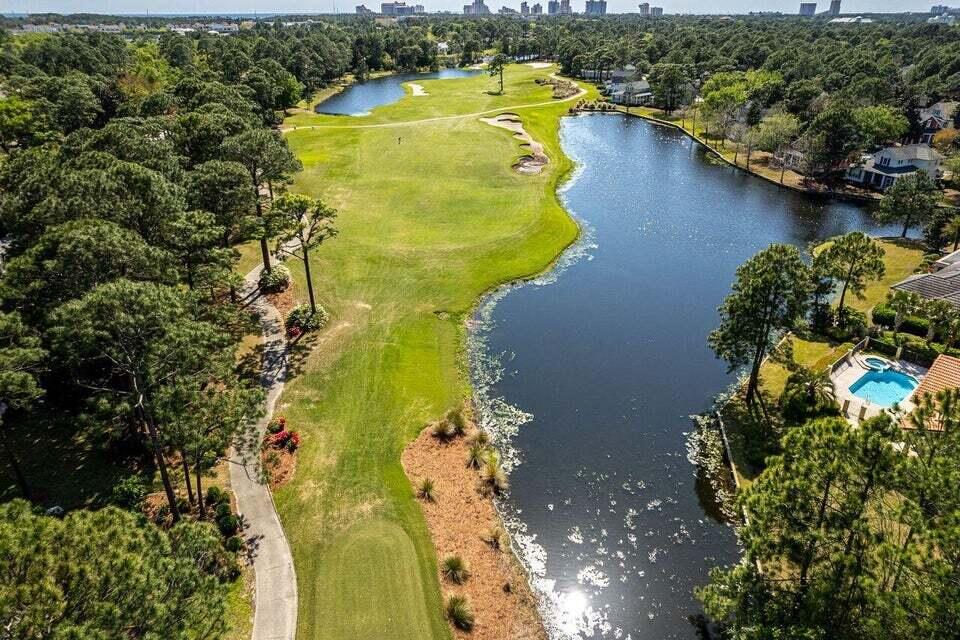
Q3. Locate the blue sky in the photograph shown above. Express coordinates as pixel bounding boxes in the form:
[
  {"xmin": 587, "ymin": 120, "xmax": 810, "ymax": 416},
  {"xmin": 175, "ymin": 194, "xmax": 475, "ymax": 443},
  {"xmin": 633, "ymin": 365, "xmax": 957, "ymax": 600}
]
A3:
[{"xmin": 3, "ymin": 0, "xmax": 938, "ymax": 16}]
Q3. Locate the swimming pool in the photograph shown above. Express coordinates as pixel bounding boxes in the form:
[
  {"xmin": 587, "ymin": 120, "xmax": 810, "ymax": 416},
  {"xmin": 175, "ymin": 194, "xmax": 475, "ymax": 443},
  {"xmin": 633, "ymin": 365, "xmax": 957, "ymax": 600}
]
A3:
[
  {"xmin": 849, "ymin": 369, "xmax": 919, "ymax": 407},
  {"xmin": 864, "ymin": 356, "xmax": 891, "ymax": 371}
]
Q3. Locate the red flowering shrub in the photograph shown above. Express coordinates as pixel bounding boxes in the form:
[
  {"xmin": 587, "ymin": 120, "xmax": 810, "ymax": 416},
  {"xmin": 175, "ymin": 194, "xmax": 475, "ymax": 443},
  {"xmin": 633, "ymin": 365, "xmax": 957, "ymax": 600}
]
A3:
[
  {"xmin": 287, "ymin": 325, "xmax": 302, "ymax": 340},
  {"xmin": 268, "ymin": 429, "xmax": 301, "ymax": 452}
]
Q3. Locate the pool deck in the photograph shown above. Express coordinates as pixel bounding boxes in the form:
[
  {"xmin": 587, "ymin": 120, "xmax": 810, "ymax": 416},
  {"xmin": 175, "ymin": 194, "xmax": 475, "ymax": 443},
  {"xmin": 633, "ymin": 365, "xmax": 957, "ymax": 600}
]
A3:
[{"xmin": 830, "ymin": 353, "xmax": 927, "ymax": 425}]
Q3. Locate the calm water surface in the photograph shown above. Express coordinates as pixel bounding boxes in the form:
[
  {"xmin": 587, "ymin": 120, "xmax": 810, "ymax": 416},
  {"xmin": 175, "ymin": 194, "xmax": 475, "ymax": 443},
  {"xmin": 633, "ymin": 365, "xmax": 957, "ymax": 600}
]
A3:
[
  {"xmin": 314, "ymin": 68, "xmax": 480, "ymax": 115},
  {"xmin": 471, "ymin": 113, "xmax": 904, "ymax": 640}
]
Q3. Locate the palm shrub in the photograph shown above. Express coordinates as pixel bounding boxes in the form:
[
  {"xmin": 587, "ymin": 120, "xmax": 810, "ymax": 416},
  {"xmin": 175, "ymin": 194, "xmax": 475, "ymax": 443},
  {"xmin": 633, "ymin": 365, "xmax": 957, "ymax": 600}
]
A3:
[
  {"xmin": 468, "ymin": 429, "xmax": 490, "ymax": 447},
  {"xmin": 466, "ymin": 443, "xmax": 487, "ymax": 469},
  {"xmin": 445, "ymin": 408, "xmax": 466, "ymax": 436},
  {"xmin": 431, "ymin": 420, "xmax": 455, "ymax": 440},
  {"xmin": 480, "ymin": 451, "xmax": 509, "ymax": 495},
  {"xmin": 481, "ymin": 525, "xmax": 506, "ymax": 550},
  {"xmin": 441, "ymin": 554, "xmax": 470, "ymax": 584},
  {"xmin": 445, "ymin": 595, "xmax": 474, "ymax": 631},
  {"xmin": 417, "ymin": 477, "xmax": 436, "ymax": 502}
]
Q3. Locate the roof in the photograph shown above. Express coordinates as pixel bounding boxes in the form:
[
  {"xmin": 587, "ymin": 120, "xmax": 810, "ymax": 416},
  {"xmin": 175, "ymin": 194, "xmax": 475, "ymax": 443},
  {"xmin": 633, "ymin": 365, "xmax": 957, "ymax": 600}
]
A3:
[
  {"xmin": 878, "ymin": 144, "xmax": 943, "ymax": 163},
  {"xmin": 911, "ymin": 354, "xmax": 960, "ymax": 403},
  {"xmin": 893, "ymin": 261, "xmax": 960, "ymax": 307},
  {"xmin": 920, "ymin": 101, "xmax": 958, "ymax": 125}
]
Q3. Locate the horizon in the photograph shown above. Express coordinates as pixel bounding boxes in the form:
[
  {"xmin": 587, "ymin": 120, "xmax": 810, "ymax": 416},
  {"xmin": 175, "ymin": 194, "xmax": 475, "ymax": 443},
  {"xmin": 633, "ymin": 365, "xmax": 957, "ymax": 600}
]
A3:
[{"xmin": 0, "ymin": 0, "xmax": 942, "ymax": 19}]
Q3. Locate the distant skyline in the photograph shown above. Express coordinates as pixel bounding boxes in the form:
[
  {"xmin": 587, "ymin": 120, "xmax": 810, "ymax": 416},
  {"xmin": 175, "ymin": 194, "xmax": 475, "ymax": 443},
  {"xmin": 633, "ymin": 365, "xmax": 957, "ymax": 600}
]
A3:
[{"xmin": 1, "ymin": 0, "xmax": 940, "ymax": 17}]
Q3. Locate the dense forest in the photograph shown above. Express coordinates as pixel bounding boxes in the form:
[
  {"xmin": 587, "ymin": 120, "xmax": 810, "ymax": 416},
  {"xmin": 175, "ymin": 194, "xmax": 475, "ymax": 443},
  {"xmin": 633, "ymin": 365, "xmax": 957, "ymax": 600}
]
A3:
[{"xmin": 1, "ymin": 13, "xmax": 959, "ymax": 638}]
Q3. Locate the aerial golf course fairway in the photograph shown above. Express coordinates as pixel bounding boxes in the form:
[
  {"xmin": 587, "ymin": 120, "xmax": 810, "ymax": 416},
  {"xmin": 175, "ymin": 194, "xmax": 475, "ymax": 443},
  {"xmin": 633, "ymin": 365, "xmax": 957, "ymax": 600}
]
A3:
[{"xmin": 272, "ymin": 64, "xmax": 593, "ymax": 639}]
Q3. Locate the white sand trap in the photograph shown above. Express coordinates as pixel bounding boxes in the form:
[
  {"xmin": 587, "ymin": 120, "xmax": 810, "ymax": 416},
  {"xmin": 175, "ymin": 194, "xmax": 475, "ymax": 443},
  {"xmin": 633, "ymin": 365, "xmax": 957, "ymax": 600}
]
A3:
[
  {"xmin": 526, "ymin": 62, "xmax": 552, "ymax": 69},
  {"xmin": 480, "ymin": 112, "xmax": 548, "ymax": 175},
  {"xmin": 409, "ymin": 83, "xmax": 428, "ymax": 96}
]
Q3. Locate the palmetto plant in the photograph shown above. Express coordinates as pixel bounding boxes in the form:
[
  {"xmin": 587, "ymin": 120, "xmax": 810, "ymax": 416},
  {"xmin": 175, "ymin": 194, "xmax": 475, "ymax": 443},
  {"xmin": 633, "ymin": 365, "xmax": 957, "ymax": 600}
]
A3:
[
  {"xmin": 441, "ymin": 554, "xmax": 470, "ymax": 584},
  {"xmin": 468, "ymin": 429, "xmax": 490, "ymax": 448},
  {"xmin": 794, "ymin": 366, "xmax": 835, "ymax": 407},
  {"xmin": 480, "ymin": 451, "xmax": 509, "ymax": 495},
  {"xmin": 445, "ymin": 595, "xmax": 474, "ymax": 631},
  {"xmin": 481, "ymin": 525, "xmax": 506, "ymax": 550},
  {"xmin": 417, "ymin": 477, "xmax": 436, "ymax": 502},
  {"xmin": 466, "ymin": 443, "xmax": 487, "ymax": 469},
  {"xmin": 887, "ymin": 290, "xmax": 921, "ymax": 342}
]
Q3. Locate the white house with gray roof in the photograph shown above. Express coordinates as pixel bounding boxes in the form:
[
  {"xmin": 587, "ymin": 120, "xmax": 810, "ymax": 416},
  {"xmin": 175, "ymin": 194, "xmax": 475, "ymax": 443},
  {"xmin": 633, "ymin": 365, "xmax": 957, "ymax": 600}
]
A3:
[{"xmin": 845, "ymin": 144, "xmax": 943, "ymax": 190}]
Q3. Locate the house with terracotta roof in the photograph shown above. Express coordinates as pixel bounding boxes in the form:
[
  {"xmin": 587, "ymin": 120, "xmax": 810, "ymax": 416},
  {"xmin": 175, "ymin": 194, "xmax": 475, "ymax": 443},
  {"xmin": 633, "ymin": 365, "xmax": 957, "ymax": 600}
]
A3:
[{"xmin": 910, "ymin": 354, "xmax": 960, "ymax": 404}]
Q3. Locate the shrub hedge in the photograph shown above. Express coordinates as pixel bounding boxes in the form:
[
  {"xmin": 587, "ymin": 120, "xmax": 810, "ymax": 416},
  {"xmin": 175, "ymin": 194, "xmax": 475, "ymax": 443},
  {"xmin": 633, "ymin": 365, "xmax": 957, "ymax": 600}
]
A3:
[
  {"xmin": 871, "ymin": 304, "xmax": 931, "ymax": 338},
  {"xmin": 258, "ymin": 264, "xmax": 291, "ymax": 293}
]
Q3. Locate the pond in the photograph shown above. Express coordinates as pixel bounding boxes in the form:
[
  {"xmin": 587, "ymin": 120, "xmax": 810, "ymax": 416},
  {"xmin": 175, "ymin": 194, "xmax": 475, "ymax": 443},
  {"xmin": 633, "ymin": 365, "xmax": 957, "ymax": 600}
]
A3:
[
  {"xmin": 314, "ymin": 68, "xmax": 481, "ymax": 116},
  {"xmin": 470, "ymin": 113, "xmax": 905, "ymax": 640}
]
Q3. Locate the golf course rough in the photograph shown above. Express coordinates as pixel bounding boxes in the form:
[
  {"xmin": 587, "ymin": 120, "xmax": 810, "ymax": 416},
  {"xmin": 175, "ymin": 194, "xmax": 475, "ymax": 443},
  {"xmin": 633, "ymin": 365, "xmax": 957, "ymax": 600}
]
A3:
[{"xmin": 275, "ymin": 65, "xmax": 595, "ymax": 640}]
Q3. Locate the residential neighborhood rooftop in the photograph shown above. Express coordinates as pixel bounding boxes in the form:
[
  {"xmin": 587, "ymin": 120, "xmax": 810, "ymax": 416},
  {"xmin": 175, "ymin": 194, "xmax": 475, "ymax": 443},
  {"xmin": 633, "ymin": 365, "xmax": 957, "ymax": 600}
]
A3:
[{"xmin": 911, "ymin": 354, "xmax": 960, "ymax": 405}]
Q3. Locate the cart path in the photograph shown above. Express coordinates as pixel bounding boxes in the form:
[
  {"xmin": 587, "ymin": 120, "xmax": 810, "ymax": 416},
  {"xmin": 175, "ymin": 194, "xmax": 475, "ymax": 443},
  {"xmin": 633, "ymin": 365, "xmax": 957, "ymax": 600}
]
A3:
[{"xmin": 229, "ymin": 261, "xmax": 298, "ymax": 640}]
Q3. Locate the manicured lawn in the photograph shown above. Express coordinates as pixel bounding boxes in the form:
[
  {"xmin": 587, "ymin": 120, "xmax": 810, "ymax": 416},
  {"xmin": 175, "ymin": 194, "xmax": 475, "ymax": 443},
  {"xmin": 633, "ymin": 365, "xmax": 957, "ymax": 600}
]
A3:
[
  {"xmin": 759, "ymin": 238, "xmax": 925, "ymax": 399},
  {"xmin": 267, "ymin": 65, "xmax": 593, "ymax": 640}
]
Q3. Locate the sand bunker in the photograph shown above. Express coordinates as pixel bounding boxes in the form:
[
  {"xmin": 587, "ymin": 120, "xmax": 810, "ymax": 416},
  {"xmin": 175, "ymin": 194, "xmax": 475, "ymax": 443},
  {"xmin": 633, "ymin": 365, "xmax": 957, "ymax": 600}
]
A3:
[
  {"xmin": 525, "ymin": 62, "xmax": 552, "ymax": 69},
  {"xmin": 480, "ymin": 113, "xmax": 549, "ymax": 175},
  {"xmin": 409, "ymin": 83, "xmax": 428, "ymax": 96},
  {"xmin": 402, "ymin": 421, "xmax": 546, "ymax": 640}
]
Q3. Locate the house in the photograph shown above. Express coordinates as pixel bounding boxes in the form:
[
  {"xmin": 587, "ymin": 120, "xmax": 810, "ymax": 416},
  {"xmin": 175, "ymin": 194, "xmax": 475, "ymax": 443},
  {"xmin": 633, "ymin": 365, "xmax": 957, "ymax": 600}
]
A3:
[
  {"xmin": 774, "ymin": 147, "xmax": 828, "ymax": 176},
  {"xmin": 609, "ymin": 80, "xmax": 653, "ymax": 106},
  {"xmin": 892, "ymin": 252, "xmax": 960, "ymax": 308},
  {"xmin": 845, "ymin": 144, "xmax": 943, "ymax": 190},
  {"xmin": 607, "ymin": 65, "xmax": 639, "ymax": 87},
  {"xmin": 437, "ymin": 41, "xmax": 450, "ymax": 54},
  {"xmin": 918, "ymin": 101, "xmax": 958, "ymax": 145},
  {"xmin": 908, "ymin": 354, "xmax": 960, "ymax": 412}
]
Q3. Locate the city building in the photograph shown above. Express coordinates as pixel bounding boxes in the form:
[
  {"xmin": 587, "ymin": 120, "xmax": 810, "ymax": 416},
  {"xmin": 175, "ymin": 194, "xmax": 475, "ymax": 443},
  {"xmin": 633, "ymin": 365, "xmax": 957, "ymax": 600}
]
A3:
[
  {"xmin": 356, "ymin": 3, "xmax": 375, "ymax": 12},
  {"xmin": 585, "ymin": 0, "xmax": 606, "ymax": 14},
  {"xmin": 548, "ymin": 0, "xmax": 559, "ymax": 12},
  {"xmin": 929, "ymin": 12, "xmax": 957, "ymax": 23},
  {"xmin": 463, "ymin": 0, "xmax": 491, "ymax": 13},
  {"xmin": 532, "ymin": 2, "xmax": 543, "ymax": 13},
  {"xmin": 498, "ymin": 5, "xmax": 518, "ymax": 13},
  {"xmin": 799, "ymin": 2, "xmax": 816, "ymax": 15},
  {"xmin": 381, "ymin": 1, "xmax": 418, "ymax": 14},
  {"xmin": 521, "ymin": 1, "xmax": 530, "ymax": 14},
  {"xmin": 639, "ymin": 1, "xmax": 649, "ymax": 14},
  {"xmin": 829, "ymin": 15, "xmax": 872, "ymax": 22},
  {"xmin": 560, "ymin": 0, "xmax": 573, "ymax": 13},
  {"xmin": 827, "ymin": 0, "xmax": 840, "ymax": 14},
  {"xmin": 650, "ymin": 6, "xmax": 663, "ymax": 15}
]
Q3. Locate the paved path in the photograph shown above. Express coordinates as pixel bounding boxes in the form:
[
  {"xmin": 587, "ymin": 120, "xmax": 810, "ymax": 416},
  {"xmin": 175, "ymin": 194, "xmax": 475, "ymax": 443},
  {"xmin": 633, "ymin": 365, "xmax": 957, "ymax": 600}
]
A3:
[
  {"xmin": 280, "ymin": 84, "xmax": 587, "ymax": 132},
  {"xmin": 230, "ymin": 262, "xmax": 298, "ymax": 640}
]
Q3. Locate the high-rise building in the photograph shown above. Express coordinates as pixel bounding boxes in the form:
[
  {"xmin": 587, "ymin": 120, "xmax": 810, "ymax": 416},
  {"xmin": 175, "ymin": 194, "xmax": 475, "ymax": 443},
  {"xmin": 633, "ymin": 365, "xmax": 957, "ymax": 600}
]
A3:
[
  {"xmin": 585, "ymin": 0, "xmax": 606, "ymax": 13},
  {"xmin": 560, "ymin": 0, "xmax": 572, "ymax": 13},
  {"xmin": 799, "ymin": 2, "xmax": 816, "ymax": 15},
  {"xmin": 828, "ymin": 0, "xmax": 840, "ymax": 14},
  {"xmin": 521, "ymin": 0, "xmax": 529, "ymax": 14},
  {"xmin": 463, "ymin": 0, "xmax": 490, "ymax": 13},
  {"xmin": 650, "ymin": 5, "xmax": 663, "ymax": 14},
  {"xmin": 356, "ymin": 3, "xmax": 375, "ymax": 12},
  {"xmin": 638, "ymin": 1, "xmax": 649, "ymax": 14},
  {"xmin": 381, "ymin": 1, "xmax": 417, "ymax": 14},
  {"xmin": 547, "ymin": 0, "xmax": 559, "ymax": 12},
  {"xmin": 532, "ymin": 2, "xmax": 543, "ymax": 13}
]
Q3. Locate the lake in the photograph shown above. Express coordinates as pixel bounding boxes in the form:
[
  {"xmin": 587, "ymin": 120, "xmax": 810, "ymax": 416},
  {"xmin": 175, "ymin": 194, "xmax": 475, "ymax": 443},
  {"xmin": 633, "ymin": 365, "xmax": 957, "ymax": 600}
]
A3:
[
  {"xmin": 314, "ymin": 68, "xmax": 481, "ymax": 115},
  {"xmin": 470, "ymin": 113, "xmax": 905, "ymax": 640}
]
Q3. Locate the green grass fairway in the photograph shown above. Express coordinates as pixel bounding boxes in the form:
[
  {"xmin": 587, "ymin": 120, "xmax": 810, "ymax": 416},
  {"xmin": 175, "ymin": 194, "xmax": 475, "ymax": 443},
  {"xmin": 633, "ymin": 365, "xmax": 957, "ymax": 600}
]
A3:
[{"xmin": 271, "ymin": 65, "xmax": 593, "ymax": 640}]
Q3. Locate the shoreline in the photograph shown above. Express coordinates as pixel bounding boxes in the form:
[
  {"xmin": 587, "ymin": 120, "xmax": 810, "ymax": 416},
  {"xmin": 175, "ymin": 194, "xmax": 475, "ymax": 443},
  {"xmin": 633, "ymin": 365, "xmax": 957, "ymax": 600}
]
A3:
[
  {"xmin": 603, "ymin": 107, "xmax": 883, "ymax": 205},
  {"xmin": 461, "ymin": 111, "xmax": 593, "ymax": 638}
]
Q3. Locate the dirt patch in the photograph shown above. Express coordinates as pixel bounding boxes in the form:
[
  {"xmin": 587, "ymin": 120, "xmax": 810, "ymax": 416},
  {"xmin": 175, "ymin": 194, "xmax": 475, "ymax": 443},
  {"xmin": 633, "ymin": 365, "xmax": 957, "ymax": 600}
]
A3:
[
  {"xmin": 402, "ymin": 418, "xmax": 546, "ymax": 640},
  {"xmin": 410, "ymin": 83, "xmax": 428, "ymax": 96},
  {"xmin": 526, "ymin": 62, "xmax": 552, "ymax": 69},
  {"xmin": 261, "ymin": 447, "xmax": 297, "ymax": 490},
  {"xmin": 480, "ymin": 113, "xmax": 548, "ymax": 175},
  {"xmin": 265, "ymin": 285, "xmax": 297, "ymax": 319}
]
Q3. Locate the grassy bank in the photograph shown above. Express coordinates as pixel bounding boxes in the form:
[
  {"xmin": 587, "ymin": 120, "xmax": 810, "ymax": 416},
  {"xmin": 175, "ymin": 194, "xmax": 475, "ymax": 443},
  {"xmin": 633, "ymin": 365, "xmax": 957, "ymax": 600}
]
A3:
[{"xmin": 271, "ymin": 65, "xmax": 593, "ymax": 639}]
